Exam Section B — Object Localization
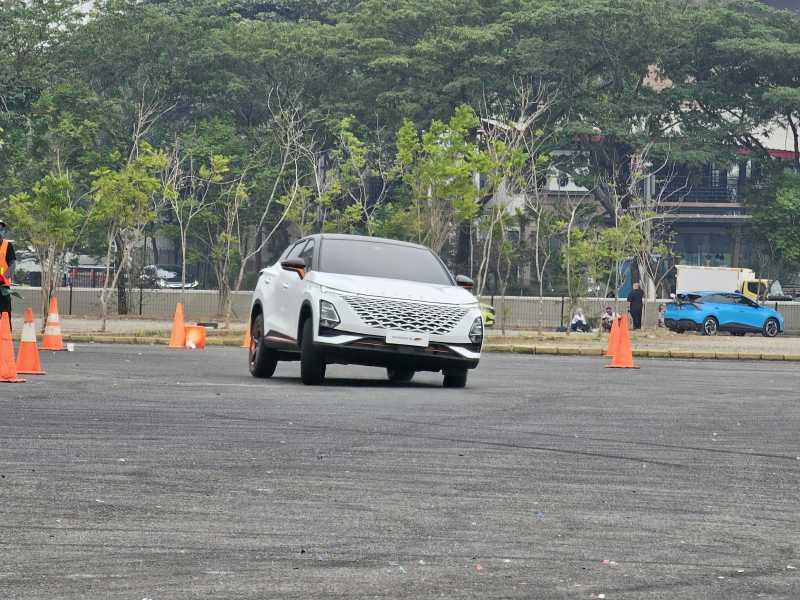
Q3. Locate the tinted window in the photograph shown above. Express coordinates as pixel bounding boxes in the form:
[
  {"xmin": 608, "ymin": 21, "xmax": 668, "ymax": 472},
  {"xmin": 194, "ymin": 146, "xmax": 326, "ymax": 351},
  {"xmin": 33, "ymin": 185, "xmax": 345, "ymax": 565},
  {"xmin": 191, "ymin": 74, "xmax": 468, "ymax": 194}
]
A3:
[
  {"xmin": 319, "ymin": 239, "xmax": 453, "ymax": 285},
  {"xmin": 299, "ymin": 240, "xmax": 315, "ymax": 270},
  {"xmin": 734, "ymin": 295, "xmax": 758, "ymax": 307},
  {"xmin": 286, "ymin": 240, "xmax": 307, "ymax": 261},
  {"xmin": 699, "ymin": 294, "xmax": 729, "ymax": 304}
]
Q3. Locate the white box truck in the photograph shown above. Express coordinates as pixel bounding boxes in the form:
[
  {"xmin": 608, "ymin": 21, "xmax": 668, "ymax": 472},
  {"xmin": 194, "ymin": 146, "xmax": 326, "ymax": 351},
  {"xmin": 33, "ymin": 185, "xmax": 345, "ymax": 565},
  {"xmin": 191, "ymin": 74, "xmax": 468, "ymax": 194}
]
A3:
[{"xmin": 676, "ymin": 265, "xmax": 768, "ymax": 301}]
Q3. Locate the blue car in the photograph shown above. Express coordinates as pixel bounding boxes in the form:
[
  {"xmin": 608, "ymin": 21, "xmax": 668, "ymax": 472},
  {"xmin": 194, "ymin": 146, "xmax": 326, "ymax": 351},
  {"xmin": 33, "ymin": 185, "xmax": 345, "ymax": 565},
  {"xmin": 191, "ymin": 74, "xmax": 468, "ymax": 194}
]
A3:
[{"xmin": 664, "ymin": 291, "xmax": 784, "ymax": 337}]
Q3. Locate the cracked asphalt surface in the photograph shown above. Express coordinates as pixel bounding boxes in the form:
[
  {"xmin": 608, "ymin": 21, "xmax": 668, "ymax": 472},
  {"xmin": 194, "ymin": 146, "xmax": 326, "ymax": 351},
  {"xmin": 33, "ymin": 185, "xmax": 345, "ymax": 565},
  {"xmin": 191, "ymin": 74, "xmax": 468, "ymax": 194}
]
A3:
[{"xmin": 1, "ymin": 345, "xmax": 799, "ymax": 599}]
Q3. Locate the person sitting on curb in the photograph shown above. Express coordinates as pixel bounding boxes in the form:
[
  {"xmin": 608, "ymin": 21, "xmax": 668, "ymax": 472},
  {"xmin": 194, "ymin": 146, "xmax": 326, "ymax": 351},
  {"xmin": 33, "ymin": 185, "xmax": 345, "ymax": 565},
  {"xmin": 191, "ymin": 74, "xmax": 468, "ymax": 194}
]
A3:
[
  {"xmin": 601, "ymin": 306, "xmax": 617, "ymax": 332},
  {"xmin": 657, "ymin": 303, "xmax": 666, "ymax": 328},
  {"xmin": 570, "ymin": 308, "xmax": 590, "ymax": 333}
]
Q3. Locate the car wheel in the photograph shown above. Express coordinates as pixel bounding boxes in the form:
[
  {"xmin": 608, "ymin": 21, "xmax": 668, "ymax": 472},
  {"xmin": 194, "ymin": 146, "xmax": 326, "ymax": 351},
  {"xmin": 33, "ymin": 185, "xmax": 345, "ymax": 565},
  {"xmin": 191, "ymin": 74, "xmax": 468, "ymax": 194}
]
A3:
[
  {"xmin": 443, "ymin": 369, "xmax": 468, "ymax": 388},
  {"xmin": 300, "ymin": 317, "xmax": 326, "ymax": 385},
  {"xmin": 763, "ymin": 318, "xmax": 780, "ymax": 338},
  {"xmin": 387, "ymin": 368, "xmax": 415, "ymax": 383},
  {"xmin": 249, "ymin": 314, "xmax": 278, "ymax": 378},
  {"xmin": 702, "ymin": 316, "xmax": 718, "ymax": 336}
]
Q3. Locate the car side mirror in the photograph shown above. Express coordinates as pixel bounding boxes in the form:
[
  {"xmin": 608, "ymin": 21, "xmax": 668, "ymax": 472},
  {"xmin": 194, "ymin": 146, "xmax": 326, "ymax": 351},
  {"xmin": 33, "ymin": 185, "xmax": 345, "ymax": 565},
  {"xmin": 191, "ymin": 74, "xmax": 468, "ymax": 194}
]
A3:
[
  {"xmin": 281, "ymin": 257, "xmax": 306, "ymax": 279},
  {"xmin": 455, "ymin": 275, "xmax": 474, "ymax": 290}
]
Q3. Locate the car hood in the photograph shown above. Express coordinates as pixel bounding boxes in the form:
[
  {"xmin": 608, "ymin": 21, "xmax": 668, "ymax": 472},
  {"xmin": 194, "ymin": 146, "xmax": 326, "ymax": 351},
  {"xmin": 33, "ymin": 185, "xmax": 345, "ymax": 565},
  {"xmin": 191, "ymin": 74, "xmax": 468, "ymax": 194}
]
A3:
[{"xmin": 308, "ymin": 272, "xmax": 477, "ymax": 306}]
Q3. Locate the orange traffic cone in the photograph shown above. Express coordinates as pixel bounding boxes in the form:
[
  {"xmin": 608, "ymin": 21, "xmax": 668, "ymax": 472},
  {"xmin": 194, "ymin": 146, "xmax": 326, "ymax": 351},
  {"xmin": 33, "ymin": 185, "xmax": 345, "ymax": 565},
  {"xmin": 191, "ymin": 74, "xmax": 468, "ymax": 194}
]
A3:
[
  {"xmin": 1, "ymin": 313, "xmax": 25, "ymax": 383},
  {"xmin": 185, "ymin": 325, "xmax": 206, "ymax": 350},
  {"xmin": 241, "ymin": 323, "xmax": 251, "ymax": 348},
  {"xmin": 40, "ymin": 297, "xmax": 65, "ymax": 351},
  {"xmin": 168, "ymin": 303, "xmax": 186, "ymax": 349},
  {"xmin": 606, "ymin": 315, "xmax": 639, "ymax": 369},
  {"xmin": 17, "ymin": 308, "xmax": 45, "ymax": 375},
  {"xmin": 605, "ymin": 315, "xmax": 620, "ymax": 358}
]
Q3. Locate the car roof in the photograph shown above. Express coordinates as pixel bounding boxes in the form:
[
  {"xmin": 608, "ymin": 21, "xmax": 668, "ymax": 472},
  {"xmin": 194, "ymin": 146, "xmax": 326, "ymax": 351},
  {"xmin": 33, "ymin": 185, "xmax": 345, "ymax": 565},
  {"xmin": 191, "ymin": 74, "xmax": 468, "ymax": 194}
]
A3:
[
  {"xmin": 684, "ymin": 291, "xmax": 742, "ymax": 296},
  {"xmin": 305, "ymin": 233, "xmax": 430, "ymax": 251}
]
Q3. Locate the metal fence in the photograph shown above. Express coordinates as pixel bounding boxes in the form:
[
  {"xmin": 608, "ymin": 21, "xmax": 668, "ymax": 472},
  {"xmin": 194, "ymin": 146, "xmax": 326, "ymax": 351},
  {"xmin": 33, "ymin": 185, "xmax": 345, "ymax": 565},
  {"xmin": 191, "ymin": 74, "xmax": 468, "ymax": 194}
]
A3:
[
  {"xmin": 14, "ymin": 287, "xmax": 252, "ymax": 322},
  {"xmin": 10, "ymin": 287, "xmax": 800, "ymax": 333},
  {"xmin": 479, "ymin": 296, "xmax": 800, "ymax": 334}
]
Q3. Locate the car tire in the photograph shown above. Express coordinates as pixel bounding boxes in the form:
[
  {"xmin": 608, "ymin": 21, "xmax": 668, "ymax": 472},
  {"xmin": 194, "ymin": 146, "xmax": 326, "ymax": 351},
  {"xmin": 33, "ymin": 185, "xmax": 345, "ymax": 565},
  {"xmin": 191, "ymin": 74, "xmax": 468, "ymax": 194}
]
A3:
[
  {"xmin": 443, "ymin": 370, "xmax": 468, "ymax": 388},
  {"xmin": 300, "ymin": 317, "xmax": 326, "ymax": 385},
  {"xmin": 387, "ymin": 368, "xmax": 415, "ymax": 383},
  {"xmin": 702, "ymin": 316, "xmax": 718, "ymax": 336},
  {"xmin": 249, "ymin": 314, "xmax": 278, "ymax": 378},
  {"xmin": 763, "ymin": 317, "xmax": 780, "ymax": 338}
]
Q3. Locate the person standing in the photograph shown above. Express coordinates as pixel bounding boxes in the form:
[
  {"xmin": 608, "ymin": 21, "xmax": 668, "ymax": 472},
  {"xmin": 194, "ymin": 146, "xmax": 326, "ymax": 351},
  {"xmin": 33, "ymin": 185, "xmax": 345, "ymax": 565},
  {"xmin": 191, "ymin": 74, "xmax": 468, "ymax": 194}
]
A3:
[
  {"xmin": 0, "ymin": 219, "xmax": 16, "ymax": 325},
  {"xmin": 627, "ymin": 282, "xmax": 645, "ymax": 330}
]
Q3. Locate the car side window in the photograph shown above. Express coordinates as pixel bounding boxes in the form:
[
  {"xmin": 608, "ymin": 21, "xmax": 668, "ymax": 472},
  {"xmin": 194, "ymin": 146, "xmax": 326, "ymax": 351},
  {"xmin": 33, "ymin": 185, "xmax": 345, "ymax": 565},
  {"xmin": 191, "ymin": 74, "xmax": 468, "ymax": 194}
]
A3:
[
  {"xmin": 286, "ymin": 240, "xmax": 307, "ymax": 261},
  {"xmin": 735, "ymin": 295, "xmax": 757, "ymax": 307},
  {"xmin": 299, "ymin": 240, "xmax": 315, "ymax": 271}
]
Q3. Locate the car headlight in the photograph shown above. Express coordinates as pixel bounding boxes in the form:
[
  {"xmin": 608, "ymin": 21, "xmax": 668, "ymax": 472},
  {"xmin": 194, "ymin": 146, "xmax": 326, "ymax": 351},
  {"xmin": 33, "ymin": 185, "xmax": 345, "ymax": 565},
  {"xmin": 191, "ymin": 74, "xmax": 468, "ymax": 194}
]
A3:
[
  {"xmin": 469, "ymin": 316, "xmax": 483, "ymax": 345},
  {"xmin": 319, "ymin": 299, "xmax": 341, "ymax": 328}
]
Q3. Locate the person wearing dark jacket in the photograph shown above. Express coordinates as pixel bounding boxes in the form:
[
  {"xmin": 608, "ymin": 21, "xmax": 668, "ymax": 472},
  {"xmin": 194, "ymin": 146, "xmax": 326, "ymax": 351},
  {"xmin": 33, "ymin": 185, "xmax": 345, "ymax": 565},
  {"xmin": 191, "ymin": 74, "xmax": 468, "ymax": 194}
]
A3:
[{"xmin": 626, "ymin": 282, "xmax": 645, "ymax": 330}]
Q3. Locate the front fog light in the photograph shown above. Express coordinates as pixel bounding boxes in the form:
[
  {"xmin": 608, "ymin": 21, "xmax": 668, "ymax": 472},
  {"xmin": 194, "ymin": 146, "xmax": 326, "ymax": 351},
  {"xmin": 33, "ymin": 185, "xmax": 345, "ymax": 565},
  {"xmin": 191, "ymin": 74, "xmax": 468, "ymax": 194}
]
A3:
[
  {"xmin": 469, "ymin": 316, "xmax": 483, "ymax": 345},
  {"xmin": 320, "ymin": 300, "xmax": 341, "ymax": 328}
]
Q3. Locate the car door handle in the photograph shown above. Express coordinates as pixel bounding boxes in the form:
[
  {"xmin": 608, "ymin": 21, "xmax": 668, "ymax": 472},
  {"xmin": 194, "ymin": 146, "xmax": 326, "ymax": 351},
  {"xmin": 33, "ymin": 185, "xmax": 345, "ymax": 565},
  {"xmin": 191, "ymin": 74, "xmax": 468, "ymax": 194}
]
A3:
[{"xmin": 281, "ymin": 283, "xmax": 290, "ymax": 289}]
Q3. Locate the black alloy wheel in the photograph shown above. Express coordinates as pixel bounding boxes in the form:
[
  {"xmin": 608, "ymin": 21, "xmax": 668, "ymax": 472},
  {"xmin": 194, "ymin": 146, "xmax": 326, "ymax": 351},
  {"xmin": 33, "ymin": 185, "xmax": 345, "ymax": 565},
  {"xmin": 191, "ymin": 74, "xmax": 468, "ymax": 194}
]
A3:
[
  {"xmin": 249, "ymin": 314, "xmax": 278, "ymax": 378},
  {"xmin": 443, "ymin": 370, "xmax": 468, "ymax": 388},
  {"xmin": 300, "ymin": 318, "xmax": 326, "ymax": 385},
  {"xmin": 763, "ymin": 318, "xmax": 780, "ymax": 338},
  {"xmin": 702, "ymin": 316, "xmax": 718, "ymax": 336},
  {"xmin": 387, "ymin": 368, "xmax": 415, "ymax": 383}
]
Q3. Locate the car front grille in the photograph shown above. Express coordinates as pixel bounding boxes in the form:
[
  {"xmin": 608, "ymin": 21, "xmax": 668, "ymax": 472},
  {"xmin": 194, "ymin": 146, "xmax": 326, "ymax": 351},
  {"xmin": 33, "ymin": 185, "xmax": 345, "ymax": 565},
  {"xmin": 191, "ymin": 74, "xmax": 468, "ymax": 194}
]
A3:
[{"xmin": 343, "ymin": 295, "xmax": 469, "ymax": 336}]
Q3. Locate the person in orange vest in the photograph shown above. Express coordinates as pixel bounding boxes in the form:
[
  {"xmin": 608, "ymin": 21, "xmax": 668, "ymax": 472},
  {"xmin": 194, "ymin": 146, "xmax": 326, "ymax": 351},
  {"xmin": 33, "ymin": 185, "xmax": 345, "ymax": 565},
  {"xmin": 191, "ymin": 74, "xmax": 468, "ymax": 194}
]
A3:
[{"xmin": 0, "ymin": 219, "xmax": 17, "ymax": 326}]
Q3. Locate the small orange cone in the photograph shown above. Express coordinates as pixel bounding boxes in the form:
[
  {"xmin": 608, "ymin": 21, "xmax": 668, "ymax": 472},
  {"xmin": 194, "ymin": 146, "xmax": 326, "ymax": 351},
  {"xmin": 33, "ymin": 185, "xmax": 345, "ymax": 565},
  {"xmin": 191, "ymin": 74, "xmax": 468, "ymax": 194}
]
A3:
[
  {"xmin": 40, "ymin": 297, "xmax": 65, "ymax": 351},
  {"xmin": 185, "ymin": 325, "xmax": 206, "ymax": 350},
  {"xmin": 606, "ymin": 315, "xmax": 639, "ymax": 369},
  {"xmin": 17, "ymin": 308, "xmax": 45, "ymax": 375},
  {"xmin": 1, "ymin": 313, "xmax": 25, "ymax": 383},
  {"xmin": 168, "ymin": 303, "xmax": 186, "ymax": 349},
  {"xmin": 241, "ymin": 323, "xmax": 250, "ymax": 348},
  {"xmin": 605, "ymin": 315, "xmax": 620, "ymax": 357}
]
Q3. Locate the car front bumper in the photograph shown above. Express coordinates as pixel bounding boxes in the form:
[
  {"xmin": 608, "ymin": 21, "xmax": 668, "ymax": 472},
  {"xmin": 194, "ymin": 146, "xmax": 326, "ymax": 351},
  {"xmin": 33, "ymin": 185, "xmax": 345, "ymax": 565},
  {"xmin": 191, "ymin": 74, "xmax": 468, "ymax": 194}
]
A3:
[
  {"xmin": 314, "ymin": 290, "xmax": 482, "ymax": 371},
  {"xmin": 315, "ymin": 328, "xmax": 480, "ymax": 371}
]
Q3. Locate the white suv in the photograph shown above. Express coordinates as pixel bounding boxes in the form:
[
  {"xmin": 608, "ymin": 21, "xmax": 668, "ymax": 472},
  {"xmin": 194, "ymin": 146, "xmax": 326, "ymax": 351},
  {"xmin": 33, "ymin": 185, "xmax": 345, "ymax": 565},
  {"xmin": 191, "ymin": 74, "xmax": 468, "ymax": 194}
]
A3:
[{"xmin": 248, "ymin": 234, "xmax": 483, "ymax": 387}]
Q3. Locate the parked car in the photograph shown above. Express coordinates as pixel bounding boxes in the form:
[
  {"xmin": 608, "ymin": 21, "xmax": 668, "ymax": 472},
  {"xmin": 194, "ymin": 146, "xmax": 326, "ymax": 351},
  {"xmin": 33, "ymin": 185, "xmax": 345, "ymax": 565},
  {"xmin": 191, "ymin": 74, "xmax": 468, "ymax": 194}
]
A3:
[
  {"xmin": 140, "ymin": 264, "xmax": 199, "ymax": 289},
  {"xmin": 248, "ymin": 234, "xmax": 483, "ymax": 387},
  {"xmin": 664, "ymin": 291, "xmax": 784, "ymax": 337}
]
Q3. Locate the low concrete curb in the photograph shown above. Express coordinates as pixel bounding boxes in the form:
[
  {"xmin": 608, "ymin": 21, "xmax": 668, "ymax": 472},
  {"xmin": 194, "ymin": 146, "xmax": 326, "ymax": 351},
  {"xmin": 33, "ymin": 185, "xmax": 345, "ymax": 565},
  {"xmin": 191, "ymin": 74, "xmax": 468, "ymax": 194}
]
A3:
[
  {"xmin": 483, "ymin": 344, "xmax": 800, "ymax": 362},
  {"xmin": 62, "ymin": 334, "xmax": 245, "ymax": 348}
]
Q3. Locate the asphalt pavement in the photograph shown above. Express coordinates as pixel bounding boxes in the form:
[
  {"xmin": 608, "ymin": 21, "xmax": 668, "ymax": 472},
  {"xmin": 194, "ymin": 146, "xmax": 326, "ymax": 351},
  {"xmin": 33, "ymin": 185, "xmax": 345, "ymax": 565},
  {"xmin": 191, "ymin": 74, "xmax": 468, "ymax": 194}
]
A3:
[{"xmin": 1, "ymin": 345, "xmax": 799, "ymax": 599}]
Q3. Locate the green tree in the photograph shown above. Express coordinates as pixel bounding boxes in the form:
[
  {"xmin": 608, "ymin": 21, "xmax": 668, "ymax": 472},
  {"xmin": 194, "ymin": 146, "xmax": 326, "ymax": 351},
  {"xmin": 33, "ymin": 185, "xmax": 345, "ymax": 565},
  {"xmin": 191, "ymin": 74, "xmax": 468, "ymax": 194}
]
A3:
[
  {"xmin": 395, "ymin": 104, "xmax": 489, "ymax": 254},
  {"xmin": 4, "ymin": 174, "xmax": 83, "ymax": 319},
  {"xmin": 90, "ymin": 145, "xmax": 167, "ymax": 330},
  {"xmin": 751, "ymin": 171, "xmax": 800, "ymax": 275}
]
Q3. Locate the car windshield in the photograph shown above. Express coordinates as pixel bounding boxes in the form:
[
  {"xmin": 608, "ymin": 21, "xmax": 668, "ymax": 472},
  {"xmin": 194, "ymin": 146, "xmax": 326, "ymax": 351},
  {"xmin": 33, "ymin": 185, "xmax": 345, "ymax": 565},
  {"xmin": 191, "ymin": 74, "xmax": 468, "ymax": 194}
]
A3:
[{"xmin": 318, "ymin": 238, "xmax": 453, "ymax": 285}]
